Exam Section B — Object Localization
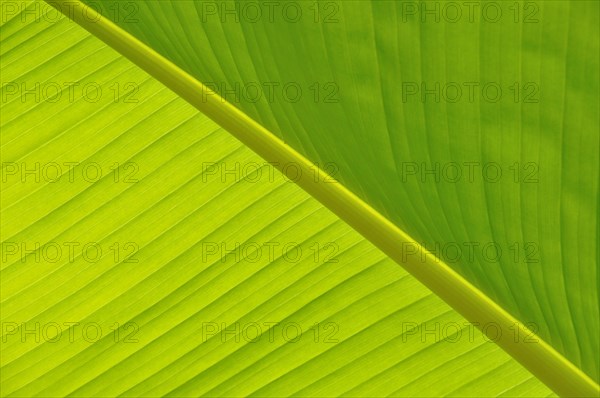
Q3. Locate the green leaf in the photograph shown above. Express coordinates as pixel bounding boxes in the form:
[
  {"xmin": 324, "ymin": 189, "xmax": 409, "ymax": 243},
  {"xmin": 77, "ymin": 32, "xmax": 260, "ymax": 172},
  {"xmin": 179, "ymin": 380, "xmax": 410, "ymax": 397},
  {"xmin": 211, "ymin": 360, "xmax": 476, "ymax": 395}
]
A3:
[
  {"xmin": 78, "ymin": 0, "xmax": 599, "ymax": 390},
  {"xmin": 2, "ymin": 0, "xmax": 598, "ymax": 396},
  {"xmin": 0, "ymin": 3, "xmax": 554, "ymax": 397}
]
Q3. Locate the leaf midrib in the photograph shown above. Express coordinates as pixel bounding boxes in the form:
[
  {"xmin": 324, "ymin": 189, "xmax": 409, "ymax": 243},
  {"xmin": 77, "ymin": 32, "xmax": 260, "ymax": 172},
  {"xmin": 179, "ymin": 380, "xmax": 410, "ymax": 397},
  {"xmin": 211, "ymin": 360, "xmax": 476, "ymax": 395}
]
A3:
[{"xmin": 40, "ymin": 1, "xmax": 600, "ymax": 396}]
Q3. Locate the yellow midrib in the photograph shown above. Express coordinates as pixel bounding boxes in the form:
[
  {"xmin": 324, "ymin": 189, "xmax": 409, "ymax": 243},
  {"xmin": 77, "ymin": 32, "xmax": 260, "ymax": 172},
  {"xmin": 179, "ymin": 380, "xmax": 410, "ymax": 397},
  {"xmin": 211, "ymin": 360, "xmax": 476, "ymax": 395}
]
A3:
[{"xmin": 43, "ymin": 1, "xmax": 600, "ymax": 396}]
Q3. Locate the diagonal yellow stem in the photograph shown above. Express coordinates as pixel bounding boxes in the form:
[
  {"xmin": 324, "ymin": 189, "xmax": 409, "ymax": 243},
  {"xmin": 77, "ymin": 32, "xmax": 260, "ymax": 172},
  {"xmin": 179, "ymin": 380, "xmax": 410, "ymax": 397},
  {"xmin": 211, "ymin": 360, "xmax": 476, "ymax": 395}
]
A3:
[{"xmin": 44, "ymin": 1, "xmax": 600, "ymax": 396}]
